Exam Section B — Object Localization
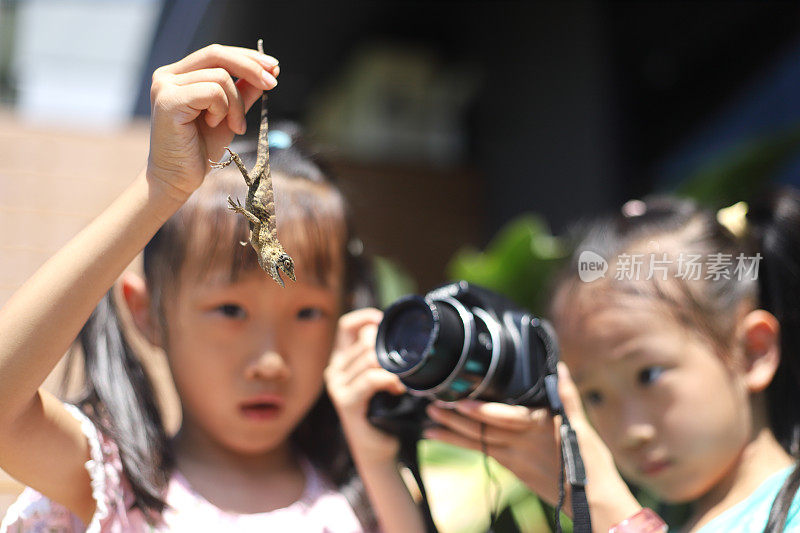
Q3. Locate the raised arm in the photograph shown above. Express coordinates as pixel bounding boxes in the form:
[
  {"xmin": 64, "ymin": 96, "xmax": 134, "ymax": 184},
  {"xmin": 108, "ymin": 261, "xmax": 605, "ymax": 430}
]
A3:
[
  {"xmin": 0, "ymin": 44, "xmax": 278, "ymax": 524},
  {"xmin": 325, "ymin": 308, "xmax": 427, "ymax": 533}
]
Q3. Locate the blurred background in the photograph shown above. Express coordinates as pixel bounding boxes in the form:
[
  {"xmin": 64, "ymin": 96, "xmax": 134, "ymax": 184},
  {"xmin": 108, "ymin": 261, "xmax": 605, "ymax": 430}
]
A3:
[{"xmin": 3, "ymin": 1, "xmax": 800, "ymax": 531}]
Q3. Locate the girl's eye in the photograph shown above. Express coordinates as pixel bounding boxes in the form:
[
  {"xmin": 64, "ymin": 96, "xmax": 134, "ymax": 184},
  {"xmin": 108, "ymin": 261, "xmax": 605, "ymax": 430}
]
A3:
[
  {"xmin": 297, "ymin": 307, "xmax": 325, "ymax": 321},
  {"xmin": 583, "ymin": 390, "xmax": 604, "ymax": 407},
  {"xmin": 215, "ymin": 304, "xmax": 247, "ymax": 319},
  {"xmin": 638, "ymin": 366, "xmax": 665, "ymax": 386}
]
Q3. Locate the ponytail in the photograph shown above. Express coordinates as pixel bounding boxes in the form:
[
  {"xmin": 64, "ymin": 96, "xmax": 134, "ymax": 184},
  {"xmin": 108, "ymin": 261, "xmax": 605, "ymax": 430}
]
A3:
[
  {"xmin": 77, "ymin": 290, "xmax": 172, "ymax": 517},
  {"xmin": 747, "ymin": 187, "xmax": 800, "ymax": 533},
  {"xmin": 747, "ymin": 188, "xmax": 800, "ymax": 453}
]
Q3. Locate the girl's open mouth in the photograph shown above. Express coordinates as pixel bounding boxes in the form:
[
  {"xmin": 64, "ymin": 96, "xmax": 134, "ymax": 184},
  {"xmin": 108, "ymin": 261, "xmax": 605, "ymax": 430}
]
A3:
[
  {"xmin": 239, "ymin": 394, "xmax": 284, "ymax": 420},
  {"xmin": 640, "ymin": 458, "xmax": 671, "ymax": 476}
]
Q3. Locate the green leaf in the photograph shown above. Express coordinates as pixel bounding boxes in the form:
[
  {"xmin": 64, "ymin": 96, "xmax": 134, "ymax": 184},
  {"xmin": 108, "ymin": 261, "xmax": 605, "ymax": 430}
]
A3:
[
  {"xmin": 446, "ymin": 215, "xmax": 566, "ymax": 314},
  {"xmin": 372, "ymin": 255, "xmax": 417, "ymax": 308},
  {"xmin": 675, "ymin": 126, "xmax": 800, "ymax": 207},
  {"xmin": 420, "ymin": 440, "xmax": 561, "ymax": 532}
]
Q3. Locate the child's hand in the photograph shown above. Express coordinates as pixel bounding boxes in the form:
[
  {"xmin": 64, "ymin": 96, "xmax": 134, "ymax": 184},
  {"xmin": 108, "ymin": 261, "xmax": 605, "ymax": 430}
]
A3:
[
  {"xmin": 325, "ymin": 308, "xmax": 407, "ymax": 466},
  {"xmin": 424, "ymin": 362, "xmax": 642, "ymax": 529},
  {"xmin": 552, "ymin": 362, "xmax": 641, "ymax": 528},
  {"xmin": 146, "ymin": 44, "xmax": 280, "ymax": 203},
  {"xmin": 424, "ymin": 396, "xmax": 564, "ymax": 505}
]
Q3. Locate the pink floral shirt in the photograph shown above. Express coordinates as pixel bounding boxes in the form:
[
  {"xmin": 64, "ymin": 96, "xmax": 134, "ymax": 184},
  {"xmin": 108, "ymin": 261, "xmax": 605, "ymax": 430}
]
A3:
[{"xmin": 1, "ymin": 405, "xmax": 368, "ymax": 532}]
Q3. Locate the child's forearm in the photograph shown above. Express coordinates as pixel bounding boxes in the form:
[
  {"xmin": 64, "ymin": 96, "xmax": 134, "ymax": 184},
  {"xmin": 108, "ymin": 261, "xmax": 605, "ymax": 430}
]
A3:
[
  {"xmin": 0, "ymin": 170, "xmax": 182, "ymax": 423},
  {"xmin": 354, "ymin": 456, "xmax": 426, "ymax": 533}
]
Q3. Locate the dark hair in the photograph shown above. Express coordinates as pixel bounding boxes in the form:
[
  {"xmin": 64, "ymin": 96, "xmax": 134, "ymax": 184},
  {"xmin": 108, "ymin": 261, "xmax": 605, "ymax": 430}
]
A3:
[
  {"xmin": 748, "ymin": 189, "xmax": 800, "ymax": 532},
  {"xmin": 549, "ymin": 187, "xmax": 800, "ymax": 532},
  {"xmin": 77, "ymin": 291, "xmax": 172, "ymax": 521},
  {"xmin": 74, "ymin": 122, "xmax": 378, "ymax": 529}
]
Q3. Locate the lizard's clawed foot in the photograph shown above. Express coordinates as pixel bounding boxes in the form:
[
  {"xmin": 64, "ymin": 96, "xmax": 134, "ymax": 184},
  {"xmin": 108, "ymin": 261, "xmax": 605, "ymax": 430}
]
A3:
[
  {"xmin": 209, "ymin": 147, "xmax": 235, "ymax": 169},
  {"xmin": 227, "ymin": 195, "xmax": 246, "ymax": 213},
  {"xmin": 227, "ymin": 197, "xmax": 261, "ymax": 225}
]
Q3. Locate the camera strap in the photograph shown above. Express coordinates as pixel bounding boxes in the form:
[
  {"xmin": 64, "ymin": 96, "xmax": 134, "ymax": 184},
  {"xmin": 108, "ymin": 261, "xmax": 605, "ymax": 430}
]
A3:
[
  {"xmin": 536, "ymin": 320, "xmax": 592, "ymax": 533},
  {"xmin": 542, "ymin": 374, "xmax": 592, "ymax": 533},
  {"xmin": 399, "ymin": 433, "xmax": 439, "ymax": 533},
  {"xmin": 559, "ymin": 412, "xmax": 592, "ymax": 533}
]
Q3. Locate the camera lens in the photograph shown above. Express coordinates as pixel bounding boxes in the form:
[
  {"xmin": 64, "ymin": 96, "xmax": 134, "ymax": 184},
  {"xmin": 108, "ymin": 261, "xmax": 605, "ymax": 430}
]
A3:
[
  {"xmin": 377, "ymin": 296, "xmax": 466, "ymax": 390},
  {"xmin": 382, "ymin": 299, "xmax": 435, "ymax": 369},
  {"xmin": 375, "ymin": 282, "xmax": 557, "ymax": 412}
]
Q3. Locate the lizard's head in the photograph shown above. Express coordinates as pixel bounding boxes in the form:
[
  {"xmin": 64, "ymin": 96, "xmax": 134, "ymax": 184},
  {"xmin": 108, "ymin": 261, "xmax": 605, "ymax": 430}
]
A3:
[
  {"xmin": 277, "ymin": 252, "xmax": 296, "ymax": 283},
  {"xmin": 262, "ymin": 250, "xmax": 296, "ymax": 288}
]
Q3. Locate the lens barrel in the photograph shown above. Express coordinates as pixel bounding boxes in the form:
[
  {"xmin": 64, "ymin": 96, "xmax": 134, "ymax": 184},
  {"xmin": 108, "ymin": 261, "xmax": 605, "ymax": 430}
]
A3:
[{"xmin": 376, "ymin": 292, "xmax": 506, "ymax": 401}]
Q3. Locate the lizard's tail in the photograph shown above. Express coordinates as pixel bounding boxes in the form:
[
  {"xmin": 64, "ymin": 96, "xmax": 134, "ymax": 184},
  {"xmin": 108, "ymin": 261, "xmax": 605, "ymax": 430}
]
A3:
[{"xmin": 254, "ymin": 39, "xmax": 270, "ymax": 175}]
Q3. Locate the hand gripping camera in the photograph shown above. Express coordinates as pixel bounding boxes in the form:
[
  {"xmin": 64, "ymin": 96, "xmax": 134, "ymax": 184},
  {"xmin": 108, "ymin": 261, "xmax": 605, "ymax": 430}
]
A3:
[{"xmin": 368, "ymin": 281, "xmax": 591, "ymax": 533}]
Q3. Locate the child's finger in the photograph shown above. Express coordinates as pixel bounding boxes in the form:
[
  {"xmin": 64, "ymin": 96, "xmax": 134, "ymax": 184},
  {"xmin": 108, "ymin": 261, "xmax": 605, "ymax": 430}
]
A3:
[
  {"xmin": 328, "ymin": 342, "xmax": 366, "ymax": 373},
  {"xmin": 335, "ymin": 308, "xmax": 383, "ymax": 349},
  {"xmin": 328, "ymin": 324, "xmax": 378, "ymax": 372},
  {"xmin": 164, "ymin": 44, "xmax": 277, "ymax": 90},
  {"xmin": 190, "ymin": 82, "xmax": 230, "ymax": 128},
  {"xmin": 235, "ymin": 78, "xmax": 263, "ymax": 115},
  {"xmin": 177, "ymin": 44, "xmax": 280, "ymax": 68},
  {"xmin": 426, "ymin": 405, "xmax": 516, "ymax": 446},
  {"xmin": 173, "ymin": 68, "xmax": 246, "ymax": 135},
  {"xmin": 262, "ymin": 71, "xmax": 278, "ymax": 89},
  {"xmin": 357, "ymin": 323, "xmax": 378, "ymax": 347},
  {"xmin": 350, "ymin": 368, "xmax": 405, "ymax": 400},
  {"xmin": 339, "ymin": 308, "xmax": 383, "ymax": 332},
  {"xmin": 341, "ymin": 352, "xmax": 381, "ymax": 386},
  {"xmin": 557, "ymin": 362, "xmax": 589, "ymax": 427},
  {"xmin": 452, "ymin": 400, "xmax": 550, "ymax": 432},
  {"xmin": 240, "ymin": 46, "xmax": 280, "ymax": 70},
  {"xmin": 423, "ymin": 426, "xmax": 488, "ymax": 455},
  {"xmin": 159, "ymin": 81, "xmax": 229, "ymax": 128},
  {"xmin": 219, "ymin": 45, "xmax": 279, "ymax": 71}
]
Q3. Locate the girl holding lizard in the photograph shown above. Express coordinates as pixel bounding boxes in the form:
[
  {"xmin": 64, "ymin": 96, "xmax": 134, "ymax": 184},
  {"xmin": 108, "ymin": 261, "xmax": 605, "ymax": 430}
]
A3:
[
  {"xmin": 0, "ymin": 45, "xmax": 423, "ymax": 533},
  {"xmin": 423, "ymin": 190, "xmax": 800, "ymax": 531}
]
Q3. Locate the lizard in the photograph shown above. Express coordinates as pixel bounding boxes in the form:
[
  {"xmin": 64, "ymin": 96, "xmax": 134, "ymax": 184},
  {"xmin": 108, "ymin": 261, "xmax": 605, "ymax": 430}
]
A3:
[{"xmin": 210, "ymin": 39, "xmax": 296, "ymax": 288}]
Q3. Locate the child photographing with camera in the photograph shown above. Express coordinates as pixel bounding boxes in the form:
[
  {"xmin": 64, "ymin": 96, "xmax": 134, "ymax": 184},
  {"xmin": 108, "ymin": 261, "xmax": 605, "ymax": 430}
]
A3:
[{"xmin": 427, "ymin": 190, "xmax": 800, "ymax": 531}]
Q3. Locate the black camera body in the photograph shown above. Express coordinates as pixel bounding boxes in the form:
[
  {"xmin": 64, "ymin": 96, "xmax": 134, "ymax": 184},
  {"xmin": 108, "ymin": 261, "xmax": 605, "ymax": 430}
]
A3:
[{"xmin": 369, "ymin": 281, "xmax": 561, "ymax": 436}]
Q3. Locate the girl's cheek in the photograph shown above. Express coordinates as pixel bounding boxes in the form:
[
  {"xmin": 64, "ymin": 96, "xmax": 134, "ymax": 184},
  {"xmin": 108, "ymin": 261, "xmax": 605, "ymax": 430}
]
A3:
[
  {"xmin": 586, "ymin": 409, "xmax": 612, "ymax": 439},
  {"xmin": 585, "ymin": 395, "xmax": 628, "ymax": 444}
]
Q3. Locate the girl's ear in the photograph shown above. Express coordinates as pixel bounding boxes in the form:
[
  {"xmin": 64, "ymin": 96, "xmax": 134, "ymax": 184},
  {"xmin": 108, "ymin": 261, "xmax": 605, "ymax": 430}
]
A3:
[
  {"xmin": 739, "ymin": 309, "xmax": 781, "ymax": 393},
  {"xmin": 120, "ymin": 271, "xmax": 161, "ymax": 347}
]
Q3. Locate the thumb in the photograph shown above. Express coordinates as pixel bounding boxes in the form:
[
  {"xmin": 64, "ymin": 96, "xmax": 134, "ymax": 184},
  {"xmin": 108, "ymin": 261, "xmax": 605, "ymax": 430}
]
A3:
[{"xmin": 557, "ymin": 362, "xmax": 588, "ymax": 426}]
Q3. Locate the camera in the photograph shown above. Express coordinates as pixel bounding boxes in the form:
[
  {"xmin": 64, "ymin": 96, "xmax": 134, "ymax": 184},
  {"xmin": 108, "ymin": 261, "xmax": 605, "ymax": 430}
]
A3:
[
  {"xmin": 368, "ymin": 281, "xmax": 592, "ymax": 532},
  {"xmin": 368, "ymin": 281, "xmax": 561, "ymax": 436}
]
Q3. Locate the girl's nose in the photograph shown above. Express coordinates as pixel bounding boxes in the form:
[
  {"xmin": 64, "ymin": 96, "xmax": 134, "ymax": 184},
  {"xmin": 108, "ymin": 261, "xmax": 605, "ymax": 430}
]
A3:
[
  {"xmin": 619, "ymin": 421, "xmax": 656, "ymax": 451},
  {"xmin": 616, "ymin": 403, "xmax": 656, "ymax": 451},
  {"xmin": 244, "ymin": 350, "xmax": 291, "ymax": 382}
]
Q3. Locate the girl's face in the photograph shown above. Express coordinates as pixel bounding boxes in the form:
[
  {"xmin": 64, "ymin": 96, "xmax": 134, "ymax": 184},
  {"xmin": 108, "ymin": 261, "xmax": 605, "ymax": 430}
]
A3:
[
  {"xmin": 558, "ymin": 298, "xmax": 753, "ymax": 503},
  {"xmin": 162, "ymin": 263, "xmax": 341, "ymax": 456}
]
